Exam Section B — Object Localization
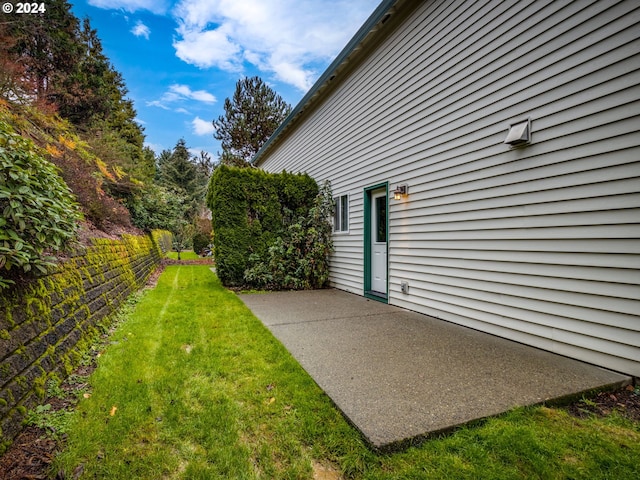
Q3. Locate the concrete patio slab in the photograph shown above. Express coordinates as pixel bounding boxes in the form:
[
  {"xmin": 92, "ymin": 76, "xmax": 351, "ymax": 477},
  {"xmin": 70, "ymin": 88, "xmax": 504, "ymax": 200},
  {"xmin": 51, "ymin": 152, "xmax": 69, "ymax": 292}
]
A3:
[{"xmin": 239, "ymin": 289, "xmax": 630, "ymax": 450}]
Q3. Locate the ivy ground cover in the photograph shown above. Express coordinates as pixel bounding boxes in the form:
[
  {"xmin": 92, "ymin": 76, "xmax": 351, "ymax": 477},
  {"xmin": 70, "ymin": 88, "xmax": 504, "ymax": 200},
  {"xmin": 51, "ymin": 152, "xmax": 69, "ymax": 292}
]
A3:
[{"xmin": 55, "ymin": 266, "xmax": 640, "ymax": 479}]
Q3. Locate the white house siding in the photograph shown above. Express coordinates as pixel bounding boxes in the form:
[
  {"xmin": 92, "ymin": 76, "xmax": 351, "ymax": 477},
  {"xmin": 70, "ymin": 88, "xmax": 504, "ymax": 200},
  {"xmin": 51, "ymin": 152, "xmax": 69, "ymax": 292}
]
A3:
[{"xmin": 257, "ymin": 0, "xmax": 640, "ymax": 376}]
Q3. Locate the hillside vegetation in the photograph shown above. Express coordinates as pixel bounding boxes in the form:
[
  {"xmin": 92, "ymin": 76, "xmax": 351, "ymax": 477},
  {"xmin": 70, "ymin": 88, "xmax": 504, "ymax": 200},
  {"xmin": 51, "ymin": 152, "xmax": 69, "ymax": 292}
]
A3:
[{"xmin": 0, "ymin": 0, "xmax": 212, "ymax": 287}]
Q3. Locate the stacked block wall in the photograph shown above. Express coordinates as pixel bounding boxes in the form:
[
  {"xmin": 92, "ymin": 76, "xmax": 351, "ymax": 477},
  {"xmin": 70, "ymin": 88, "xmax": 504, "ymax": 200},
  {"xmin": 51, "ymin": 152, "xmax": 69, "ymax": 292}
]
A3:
[{"xmin": 0, "ymin": 234, "xmax": 163, "ymax": 451}]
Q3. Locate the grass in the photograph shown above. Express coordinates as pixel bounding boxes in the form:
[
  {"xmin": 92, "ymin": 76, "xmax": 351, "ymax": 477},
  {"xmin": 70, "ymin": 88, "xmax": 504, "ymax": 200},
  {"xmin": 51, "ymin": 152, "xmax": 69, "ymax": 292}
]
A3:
[
  {"xmin": 165, "ymin": 250, "xmax": 200, "ymax": 260},
  {"xmin": 54, "ymin": 266, "xmax": 640, "ymax": 479}
]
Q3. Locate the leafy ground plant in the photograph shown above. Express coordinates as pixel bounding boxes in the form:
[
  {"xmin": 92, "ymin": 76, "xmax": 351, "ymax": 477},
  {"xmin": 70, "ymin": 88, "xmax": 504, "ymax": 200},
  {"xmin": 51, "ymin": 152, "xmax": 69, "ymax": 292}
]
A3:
[
  {"xmin": 0, "ymin": 120, "xmax": 81, "ymax": 287},
  {"xmin": 25, "ymin": 404, "xmax": 74, "ymax": 442},
  {"xmin": 53, "ymin": 266, "xmax": 640, "ymax": 479}
]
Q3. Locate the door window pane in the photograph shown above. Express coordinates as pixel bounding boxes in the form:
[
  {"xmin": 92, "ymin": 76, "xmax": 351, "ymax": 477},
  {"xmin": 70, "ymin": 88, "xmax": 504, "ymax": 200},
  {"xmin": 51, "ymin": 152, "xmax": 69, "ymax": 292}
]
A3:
[{"xmin": 375, "ymin": 195, "xmax": 386, "ymax": 243}]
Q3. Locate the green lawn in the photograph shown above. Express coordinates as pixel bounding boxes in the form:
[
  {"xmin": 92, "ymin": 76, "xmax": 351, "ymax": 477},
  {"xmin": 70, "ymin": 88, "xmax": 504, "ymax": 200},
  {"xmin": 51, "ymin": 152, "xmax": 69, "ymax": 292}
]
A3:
[
  {"xmin": 54, "ymin": 266, "xmax": 640, "ymax": 479},
  {"xmin": 165, "ymin": 250, "xmax": 201, "ymax": 260}
]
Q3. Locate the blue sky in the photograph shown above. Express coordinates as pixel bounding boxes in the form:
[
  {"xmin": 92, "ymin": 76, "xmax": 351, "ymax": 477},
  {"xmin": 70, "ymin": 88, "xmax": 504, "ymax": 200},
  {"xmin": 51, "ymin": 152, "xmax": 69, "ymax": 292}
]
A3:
[{"xmin": 69, "ymin": 0, "xmax": 379, "ymax": 160}]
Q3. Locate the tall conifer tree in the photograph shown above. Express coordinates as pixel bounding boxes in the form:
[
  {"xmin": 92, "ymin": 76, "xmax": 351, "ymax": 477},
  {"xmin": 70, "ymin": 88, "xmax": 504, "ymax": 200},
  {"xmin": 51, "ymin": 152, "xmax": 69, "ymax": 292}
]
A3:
[{"xmin": 213, "ymin": 76, "xmax": 291, "ymax": 166}]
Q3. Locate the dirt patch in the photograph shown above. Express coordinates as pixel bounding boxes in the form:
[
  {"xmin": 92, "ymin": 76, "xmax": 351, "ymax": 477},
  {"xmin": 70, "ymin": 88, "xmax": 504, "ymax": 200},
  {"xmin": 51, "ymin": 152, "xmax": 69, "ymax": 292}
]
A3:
[
  {"xmin": 0, "ymin": 426, "xmax": 57, "ymax": 479},
  {"xmin": 312, "ymin": 460, "xmax": 343, "ymax": 480},
  {"xmin": 143, "ymin": 260, "xmax": 167, "ymax": 289},
  {"xmin": 75, "ymin": 220, "xmax": 144, "ymax": 244},
  {"xmin": 0, "ymin": 361, "xmax": 101, "ymax": 479},
  {"xmin": 165, "ymin": 258, "xmax": 214, "ymax": 265},
  {"xmin": 566, "ymin": 384, "xmax": 640, "ymax": 421}
]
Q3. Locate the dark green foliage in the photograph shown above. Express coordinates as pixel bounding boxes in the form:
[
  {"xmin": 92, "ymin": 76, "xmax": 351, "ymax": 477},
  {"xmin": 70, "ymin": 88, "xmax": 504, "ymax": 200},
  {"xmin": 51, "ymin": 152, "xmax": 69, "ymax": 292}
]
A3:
[
  {"xmin": 213, "ymin": 76, "xmax": 291, "ymax": 166},
  {"xmin": 192, "ymin": 231, "xmax": 210, "ymax": 255},
  {"xmin": 54, "ymin": 18, "xmax": 116, "ymax": 126},
  {"xmin": 207, "ymin": 165, "xmax": 319, "ymax": 287},
  {"xmin": 2, "ymin": 2, "xmax": 142, "ymax": 134},
  {"xmin": 0, "ymin": 121, "xmax": 81, "ymax": 288},
  {"xmin": 154, "ymin": 139, "xmax": 212, "ymax": 228},
  {"xmin": 157, "ymin": 139, "xmax": 197, "ymax": 194},
  {"xmin": 126, "ymin": 184, "xmax": 187, "ymax": 233},
  {"xmin": 244, "ymin": 180, "xmax": 334, "ymax": 290},
  {"xmin": 2, "ymin": 0, "xmax": 79, "ymax": 103}
]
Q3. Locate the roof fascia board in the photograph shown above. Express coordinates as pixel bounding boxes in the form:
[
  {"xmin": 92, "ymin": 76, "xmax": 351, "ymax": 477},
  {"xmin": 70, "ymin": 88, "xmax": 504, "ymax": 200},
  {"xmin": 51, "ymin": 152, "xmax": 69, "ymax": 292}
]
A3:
[{"xmin": 252, "ymin": 0, "xmax": 400, "ymax": 166}]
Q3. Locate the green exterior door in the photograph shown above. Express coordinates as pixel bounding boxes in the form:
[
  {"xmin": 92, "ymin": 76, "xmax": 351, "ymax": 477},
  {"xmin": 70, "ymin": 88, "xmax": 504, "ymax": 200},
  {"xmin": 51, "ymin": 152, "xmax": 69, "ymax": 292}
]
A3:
[{"xmin": 364, "ymin": 183, "xmax": 388, "ymax": 302}]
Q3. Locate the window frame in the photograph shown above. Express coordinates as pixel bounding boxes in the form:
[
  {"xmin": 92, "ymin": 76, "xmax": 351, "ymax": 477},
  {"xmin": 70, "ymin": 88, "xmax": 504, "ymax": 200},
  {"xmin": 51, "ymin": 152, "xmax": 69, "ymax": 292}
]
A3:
[{"xmin": 333, "ymin": 193, "xmax": 349, "ymax": 234}]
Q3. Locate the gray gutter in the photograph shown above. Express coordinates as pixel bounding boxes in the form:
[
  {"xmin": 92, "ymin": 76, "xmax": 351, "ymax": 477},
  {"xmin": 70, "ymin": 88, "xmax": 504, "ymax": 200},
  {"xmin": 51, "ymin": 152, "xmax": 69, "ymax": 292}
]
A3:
[{"xmin": 251, "ymin": 0, "xmax": 400, "ymax": 166}]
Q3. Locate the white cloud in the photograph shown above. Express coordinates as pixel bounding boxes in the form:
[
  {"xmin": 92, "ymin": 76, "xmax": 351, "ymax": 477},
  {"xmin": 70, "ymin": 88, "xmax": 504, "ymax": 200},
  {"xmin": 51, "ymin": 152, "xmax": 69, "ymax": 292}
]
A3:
[
  {"xmin": 174, "ymin": 23, "xmax": 242, "ymax": 72},
  {"xmin": 131, "ymin": 20, "xmax": 151, "ymax": 39},
  {"xmin": 147, "ymin": 84, "xmax": 216, "ymax": 110},
  {"xmin": 146, "ymin": 99, "xmax": 170, "ymax": 110},
  {"xmin": 171, "ymin": 0, "xmax": 378, "ymax": 92},
  {"xmin": 169, "ymin": 84, "xmax": 217, "ymax": 103},
  {"xmin": 88, "ymin": 0, "xmax": 170, "ymax": 14},
  {"xmin": 192, "ymin": 116, "xmax": 215, "ymax": 136}
]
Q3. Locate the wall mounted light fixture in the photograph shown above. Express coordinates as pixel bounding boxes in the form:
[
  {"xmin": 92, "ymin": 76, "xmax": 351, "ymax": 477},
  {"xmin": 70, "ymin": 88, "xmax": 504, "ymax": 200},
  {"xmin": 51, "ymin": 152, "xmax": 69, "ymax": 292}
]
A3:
[
  {"xmin": 504, "ymin": 118, "xmax": 531, "ymax": 145},
  {"xmin": 393, "ymin": 184, "xmax": 408, "ymax": 200}
]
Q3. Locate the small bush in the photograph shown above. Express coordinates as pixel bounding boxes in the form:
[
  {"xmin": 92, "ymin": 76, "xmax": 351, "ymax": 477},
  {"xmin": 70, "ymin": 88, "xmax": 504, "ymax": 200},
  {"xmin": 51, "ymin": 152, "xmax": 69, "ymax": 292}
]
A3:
[
  {"xmin": 192, "ymin": 231, "xmax": 210, "ymax": 255},
  {"xmin": 0, "ymin": 121, "xmax": 81, "ymax": 287}
]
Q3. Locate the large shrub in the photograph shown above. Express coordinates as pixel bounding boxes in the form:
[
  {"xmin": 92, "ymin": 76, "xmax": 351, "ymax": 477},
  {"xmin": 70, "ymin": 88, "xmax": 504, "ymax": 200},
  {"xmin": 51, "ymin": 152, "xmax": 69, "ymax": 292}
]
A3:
[
  {"xmin": 207, "ymin": 165, "xmax": 318, "ymax": 286},
  {"xmin": 244, "ymin": 180, "xmax": 334, "ymax": 290},
  {"xmin": 0, "ymin": 121, "xmax": 81, "ymax": 287}
]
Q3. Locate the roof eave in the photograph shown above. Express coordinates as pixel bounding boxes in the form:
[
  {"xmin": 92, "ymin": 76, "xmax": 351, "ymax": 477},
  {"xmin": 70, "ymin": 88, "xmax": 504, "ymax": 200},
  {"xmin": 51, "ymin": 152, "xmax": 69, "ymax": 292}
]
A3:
[{"xmin": 251, "ymin": 0, "xmax": 401, "ymax": 166}]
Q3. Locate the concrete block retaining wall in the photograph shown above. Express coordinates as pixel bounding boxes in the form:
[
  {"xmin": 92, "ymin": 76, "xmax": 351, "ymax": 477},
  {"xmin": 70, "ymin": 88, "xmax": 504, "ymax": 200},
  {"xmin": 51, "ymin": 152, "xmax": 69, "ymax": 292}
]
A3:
[{"xmin": 0, "ymin": 234, "xmax": 163, "ymax": 451}]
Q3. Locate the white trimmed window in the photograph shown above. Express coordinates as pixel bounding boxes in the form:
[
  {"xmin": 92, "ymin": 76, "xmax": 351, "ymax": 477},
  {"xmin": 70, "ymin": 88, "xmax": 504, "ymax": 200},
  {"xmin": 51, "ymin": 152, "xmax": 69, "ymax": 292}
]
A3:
[{"xmin": 333, "ymin": 194, "xmax": 349, "ymax": 233}]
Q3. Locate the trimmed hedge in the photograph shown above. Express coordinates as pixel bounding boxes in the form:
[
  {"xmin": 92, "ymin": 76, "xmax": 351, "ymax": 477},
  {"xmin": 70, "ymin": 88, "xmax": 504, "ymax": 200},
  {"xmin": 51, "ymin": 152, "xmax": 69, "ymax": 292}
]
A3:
[
  {"xmin": 244, "ymin": 179, "xmax": 334, "ymax": 290},
  {"xmin": 207, "ymin": 165, "xmax": 318, "ymax": 286}
]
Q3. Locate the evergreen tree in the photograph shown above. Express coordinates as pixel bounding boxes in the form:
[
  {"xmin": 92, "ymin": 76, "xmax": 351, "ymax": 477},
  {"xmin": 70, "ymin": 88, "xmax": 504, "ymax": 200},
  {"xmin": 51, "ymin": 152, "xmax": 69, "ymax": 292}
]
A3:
[
  {"xmin": 155, "ymin": 149, "xmax": 173, "ymax": 183},
  {"xmin": 194, "ymin": 150, "xmax": 213, "ymax": 200},
  {"xmin": 140, "ymin": 146, "xmax": 158, "ymax": 183},
  {"xmin": 213, "ymin": 76, "xmax": 291, "ymax": 166},
  {"xmin": 1, "ymin": 3, "xmax": 145, "ymax": 144},
  {"xmin": 3, "ymin": 0, "xmax": 80, "ymax": 102},
  {"xmin": 157, "ymin": 139, "xmax": 208, "ymax": 222},
  {"xmin": 154, "ymin": 140, "xmax": 213, "ymax": 232},
  {"xmin": 55, "ymin": 17, "xmax": 111, "ymax": 125},
  {"xmin": 159, "ymin": 139, "xmax": 197, "ymax": 195}
]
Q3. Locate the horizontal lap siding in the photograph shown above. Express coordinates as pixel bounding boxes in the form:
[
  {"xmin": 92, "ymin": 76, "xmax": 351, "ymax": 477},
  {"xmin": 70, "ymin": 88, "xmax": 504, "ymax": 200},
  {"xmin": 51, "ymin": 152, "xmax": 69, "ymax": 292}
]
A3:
[{"xmin": 259, "ymin": 0, "xmax": 640, "ymax": 376}]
